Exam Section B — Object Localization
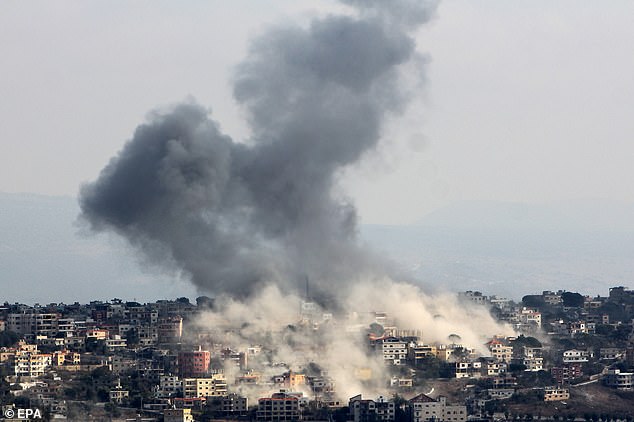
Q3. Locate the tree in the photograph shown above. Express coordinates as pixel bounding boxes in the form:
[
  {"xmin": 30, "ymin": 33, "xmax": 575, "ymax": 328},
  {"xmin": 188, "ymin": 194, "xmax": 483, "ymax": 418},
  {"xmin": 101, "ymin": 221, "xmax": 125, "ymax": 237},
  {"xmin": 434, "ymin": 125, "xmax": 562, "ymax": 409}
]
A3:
[
  {"xmin": 196, "ymin": 296, "xmax": 214, "ymax": 309},
  {"xmin": 124, "ymin": 327, "xmax": 140, "ymax": 347},
  {"xmin": 522, "ymin": 295, "xmax": 545, "ymax": 309},
  {"xmin": 368, "ymin": 323, "xmax": 384, "ymax": 337},
  {"xmin": 513, "ymin": 335, "xmax": 542, "ymax": 348},
  {"xmin": 392, "ymin": 394, "xmax": 409, "ymax": 422},
  {"xmin": 561, "ymin": 292, "xmax": 584, "ymax": 308},
  {"xmin": 509, "ymin": 363, "xmax": 527, "ymax": 373},
  {"xmin": 104, "ymin": 402, "xmax": 121, "ymax": 417},
  {"xmin": 447, "ymin": 334, "xmax": 461, "ymax": 344},
  {"xmin": 0, "ymin": 331, "xmax": 19, "ymax": 347}
]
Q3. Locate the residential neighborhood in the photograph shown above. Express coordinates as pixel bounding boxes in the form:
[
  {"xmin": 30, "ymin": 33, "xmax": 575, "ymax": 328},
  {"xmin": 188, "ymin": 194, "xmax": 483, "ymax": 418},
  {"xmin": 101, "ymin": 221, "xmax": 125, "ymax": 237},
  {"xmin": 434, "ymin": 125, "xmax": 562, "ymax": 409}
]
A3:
[{"xmin": 1, "ymin": 286, "xmax": 633, "ymax": 421}]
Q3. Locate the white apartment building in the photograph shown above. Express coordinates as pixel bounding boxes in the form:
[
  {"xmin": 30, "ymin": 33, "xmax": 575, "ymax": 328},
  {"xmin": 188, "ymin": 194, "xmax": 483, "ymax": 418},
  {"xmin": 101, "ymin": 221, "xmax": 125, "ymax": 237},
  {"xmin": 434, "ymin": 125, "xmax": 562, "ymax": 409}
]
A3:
[
  {"xmin": 183, "ymin": 374, "xmax": 228, "ymax": 398},
  {"xmin": 409, "ymin": 394, "xmax": 467, "ymax": 422},
  {"xmin": 563, "ymin": 349, "xmax": 590, "ymax": 364},
  {"xmin": 518, "ymin": 308, "xmax": 542, "ymax": 327},
  {"xmin": 380, "ymin": 337, "xmax": 408, "ymax": 365},
  {"xmin": 156, "ymin": 375, "xmax": 183, "ymax": 398},
  {"xmin": 488, "ymin": 341, "xmax": 513, "ymax": 363},
  {"xmin": 10, "ymin": 348, "xmax": 52, "ymax": 378}
]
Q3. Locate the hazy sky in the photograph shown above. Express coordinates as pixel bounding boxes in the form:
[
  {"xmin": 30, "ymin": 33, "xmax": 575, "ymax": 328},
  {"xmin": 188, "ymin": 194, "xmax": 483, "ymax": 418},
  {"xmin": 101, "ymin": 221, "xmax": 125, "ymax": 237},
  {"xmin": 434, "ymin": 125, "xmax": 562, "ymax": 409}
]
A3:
[{"xmin": 2, "ymin": 0, "xmax": 633, "ymax": 225}]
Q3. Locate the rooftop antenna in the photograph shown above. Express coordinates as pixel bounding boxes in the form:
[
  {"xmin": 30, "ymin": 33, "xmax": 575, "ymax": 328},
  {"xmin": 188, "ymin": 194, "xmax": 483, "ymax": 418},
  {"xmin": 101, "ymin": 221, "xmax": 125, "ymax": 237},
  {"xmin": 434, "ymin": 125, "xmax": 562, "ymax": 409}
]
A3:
[{"xmin": 305, "ymin": 275, "xmax": 310, "ymax": 302}]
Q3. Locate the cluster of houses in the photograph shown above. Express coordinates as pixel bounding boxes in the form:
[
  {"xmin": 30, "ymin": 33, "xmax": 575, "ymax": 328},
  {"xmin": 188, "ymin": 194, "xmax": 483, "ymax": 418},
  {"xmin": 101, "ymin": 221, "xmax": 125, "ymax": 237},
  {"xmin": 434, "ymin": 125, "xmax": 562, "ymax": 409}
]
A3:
[{"xmin": 1, "ymin": 286, "xmax": 633, "ymax": 420}]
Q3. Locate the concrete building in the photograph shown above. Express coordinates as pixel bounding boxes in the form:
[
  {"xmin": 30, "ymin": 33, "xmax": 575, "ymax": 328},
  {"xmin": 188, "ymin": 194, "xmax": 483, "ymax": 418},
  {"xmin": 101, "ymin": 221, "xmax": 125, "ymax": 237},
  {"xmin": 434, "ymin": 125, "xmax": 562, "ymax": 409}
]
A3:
[
  {"xmin": 374, "ymin": 395, "xmax": 395, "ymax": 421},
  {"xmin": 551, "ymin": 363, "xmax": 582, "ymax": 384},
  {"xmin": 408, "ymin": 394, "xmax": 467, "ymax": 422},
  {"xmin": 543, "ymin": 387, "xmax": 570, "ymax": 402},
  {"xmin": 221, "ymin": 393, "xmax": 248, "ymax": 414},
  {"xmin": 178, "ymin": 348, "xmax": 210, "ymax": 377},
  {"xmin": 156, "ymin": 375, "xmax": 183, "ymax": 398},
  {"xmin": 349, "ymin": 394, "xmax": 384, "ymax": 422},
  {"xmin": 542, "ymin": 291, "xmax": 563, "ymax": 305},
  {"xmin": 518, "ymin": 308, "xmax": 542, "ymax": 328},
  {"xmin": 183, "ymin": 374, "xmax": 228, "ymax": 398},
  {"xmin": 105, "ymin": 335, "xmax": 127, "ymax": 352},
  {"xmin": 164, "ymin": 408, "xmax": 194, "ymax": 422},
  {"xmin": 109, "ymin": 381, "xmax": 129, "ymax": 404},
  {"xmin": 158, "ymin": 316, "xmax": 183, "ymax": 343},
  {"xmin": 480, "ymin": 358, "xmax": 507, "ymax": 377},
  {"xmin": 408, "ymin": 344, "xmax": 437, "ymax": 366},
  {"xmin": 455, "ymin": 361, "xmax": 482, "ymax": 379},
  {"xmin": 378, "ymin": 337, "xmax": 408, "ymax": 365},
  {"xmin": 488, "ymin": 339, "xmax": 513, "ymax": 363},
  {"xmin": 9, "ymin": 345, "xmax": 52, "ymax": 378},
  {"xmin": 562, "ymin": 349, "xmax": 590, "ymax": 364},
  {"xmin": 599, "ymin": 347, "xmax": 625, "ymax": 360},
  {"xmin": 257, "ymin": 392, "xmax": 301, "ymax": 421},
  {"xmin": 604, "ymin": 369, "xmax": 633, "ymax": 391},
  {"xmin": 459, "ymin": 291, "xmax": 488, "ymax": 305},
  {"xmin": 7, "ymin": 312, "xmax": 60, "ymax": 337}
]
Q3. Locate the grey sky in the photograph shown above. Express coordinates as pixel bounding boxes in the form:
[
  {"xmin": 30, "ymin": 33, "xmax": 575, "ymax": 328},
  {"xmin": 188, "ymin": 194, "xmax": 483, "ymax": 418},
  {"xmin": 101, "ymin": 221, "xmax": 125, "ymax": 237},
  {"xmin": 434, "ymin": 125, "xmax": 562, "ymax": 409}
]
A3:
[{"xmin": 2, "ymin": 0, "xmax": 633, "ymax": 225}]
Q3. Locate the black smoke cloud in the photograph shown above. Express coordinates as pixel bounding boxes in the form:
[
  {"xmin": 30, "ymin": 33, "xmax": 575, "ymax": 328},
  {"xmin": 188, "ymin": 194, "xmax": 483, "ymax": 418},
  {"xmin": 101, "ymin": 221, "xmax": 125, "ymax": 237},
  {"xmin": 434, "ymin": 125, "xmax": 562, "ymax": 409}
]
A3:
[{"xmin": 79, "ymin": 1, "xmax": 437, "ymax": 300}]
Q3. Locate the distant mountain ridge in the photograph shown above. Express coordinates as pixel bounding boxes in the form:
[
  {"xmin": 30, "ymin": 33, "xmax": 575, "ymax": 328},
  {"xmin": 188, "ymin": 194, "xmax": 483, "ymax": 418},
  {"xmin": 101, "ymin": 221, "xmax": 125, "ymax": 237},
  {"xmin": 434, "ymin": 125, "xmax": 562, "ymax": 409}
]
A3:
[
  {"xmin": 415, "ymin": 199, "xmax": 634, "ymax": 232},
  {"xmin": 0, "ymin": 191, "xmax": 196, "ymax": 304},
  {"xmin": 2, "ymin": 192, "xmax": 633, "ymax": 302}
]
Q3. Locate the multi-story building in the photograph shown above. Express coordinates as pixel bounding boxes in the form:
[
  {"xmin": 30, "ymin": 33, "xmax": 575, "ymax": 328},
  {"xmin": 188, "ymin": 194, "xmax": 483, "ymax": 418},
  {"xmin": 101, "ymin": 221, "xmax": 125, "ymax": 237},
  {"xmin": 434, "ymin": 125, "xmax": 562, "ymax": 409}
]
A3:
[
  {"xmin": 349, "ymin": 395, "xmax": 378, "ymax": 422},
  {"xmin": 279, "ymin": 370, "xmax": 305, "ymax": 388},
  {"xmin": 257, "ymin": 392, "xmax": 301, "ymax": 421},
  {"xmin": 109, "ymin": 382, "xmax": 129, "ymax": 404},
  {"xmin": 488, "ymin": 339, "xmax": 513, "ymax": 363},
  {"xmin": 562, "ymin": 349, "xmax": 590, "ymax": 364},
  {"xmin": 375, "ymin": 395, "xmax": 395, "ymax": 421},
  {"xmin": 9, "ymin": 345, "xmax": 52, "ymax": 378},
  {"xmin": 480, "ymin": 358, "xmax": 507, "ymax": 377},
  {"xmin": 157, "ymin": 316, "xmax": 183, "ymax": 343},
  {"xmin": 221, "ymin": 393, "xmax": 248, "ymax": 414},
  {"xmin": 7, "ymin": 312, "xmax": 60, "ymax": 337},
  {"xmin": 455, "ymin": 361, "xmax": 481, "ymax": 379},
  {"xmin": 551, "ymin": 363, "xmax": 582, "ymax": 384},
  {"xmin": 156, "ymin": 375, "xmax": 183, "ymax": 398},
  {"xmin": 408, "ymin": 394, "xmax": 467, "ymax": 422},
  {"xmin": 183, "ymin": 374, "xmax": 227, "ymax": 398},
  {"xmin": 604, "ymin": 370, "xmax": 633, "ymax": 391},
  {"xmin": 137, "ymin": 325, "xmax": 158, "ymax": 346},
  {"xmin": 86, "ymin": 329, "xmax": 109, "ymax": 340},
  {"xmin": 104, "ymin": 335, "xmax": 127, "ymax": 352},
  {"xmin": 51, "ymin": 350, "xmax": 80, "ymax": 366},
  {"xmin": 542, "ymin": 291, "xmax": 563, "ymax": 305},
  {"xmin": 459, "ymin": 291, "xmax": 488, "ymax": 305},
  {"xmin": 488, "ymin": 296, "xmax": 512, "ymax": 311},
  {"xmin": 378, "ymin": 337, "xmax": 408, "ymax": 365},
  {"xmin": 518, "ymin": 308, "xmax": 542, "ymax": 328},
  {"xmin": 408, "ymin": 344, "xmax": 437, "ymax": 366},
  {"xmin": 164, "ymin": 408, "xmax": 194, "ymax": 422},
  {"xmin": 568, "ymin": 321, "xmax": 588, "ymax": 337},
  {"xmin": 543, "ymin": 387, "xmax": 570, "ymax": 401},
  {"xmin": 600, "ymin": 348, "xmax": 625, "ymax": 360},
  {"xmin": 515, "ymin": 346, "xmax": 543, "ymax": 371},
  {"xmin": 178, "ymin": 348, "xmax": 210, "ymax": 377}
]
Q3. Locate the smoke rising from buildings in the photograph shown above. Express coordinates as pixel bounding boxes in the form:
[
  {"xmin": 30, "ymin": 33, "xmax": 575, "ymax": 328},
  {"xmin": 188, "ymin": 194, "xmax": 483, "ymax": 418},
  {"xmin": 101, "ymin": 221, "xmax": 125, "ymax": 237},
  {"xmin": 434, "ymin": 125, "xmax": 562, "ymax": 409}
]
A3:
[
  {"xmin": 78, "ymin": 1, "xmax": 516, "ymax": 400},
  {"xmin": 192, "ymin": 281, "xmax": 513, "ymax": 402},
  {"xmin": 79, "ymin": 1, "xmax": 437, "ymax": 300}
]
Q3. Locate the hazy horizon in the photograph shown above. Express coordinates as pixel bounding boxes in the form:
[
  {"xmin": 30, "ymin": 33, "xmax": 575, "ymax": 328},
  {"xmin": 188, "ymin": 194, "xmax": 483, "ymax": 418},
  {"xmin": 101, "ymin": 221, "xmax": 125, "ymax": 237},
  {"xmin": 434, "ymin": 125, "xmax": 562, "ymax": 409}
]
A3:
[
  {"xmin": 2, "ymin": 1, "xmax": 634, "ymax": 305},
  {"xmin": 2, "ymin": 191, "xmax": 632, "ymax": 304}
]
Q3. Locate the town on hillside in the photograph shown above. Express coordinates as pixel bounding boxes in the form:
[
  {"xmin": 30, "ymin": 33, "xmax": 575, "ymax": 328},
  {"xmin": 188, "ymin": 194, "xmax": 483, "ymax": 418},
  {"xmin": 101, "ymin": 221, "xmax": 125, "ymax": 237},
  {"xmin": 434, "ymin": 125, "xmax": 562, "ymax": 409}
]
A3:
[{"xmin": 1, "ymin": 286, "xmax": 633, "ymax": 421}]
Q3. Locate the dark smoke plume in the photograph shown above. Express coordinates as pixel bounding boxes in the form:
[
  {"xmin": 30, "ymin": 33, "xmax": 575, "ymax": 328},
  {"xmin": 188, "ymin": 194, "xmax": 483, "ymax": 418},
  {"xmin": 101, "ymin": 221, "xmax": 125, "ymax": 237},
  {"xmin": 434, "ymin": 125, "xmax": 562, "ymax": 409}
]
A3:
[{"xmin": 79, "ymin": 1, "xmax": 437, "ymax": 300}]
